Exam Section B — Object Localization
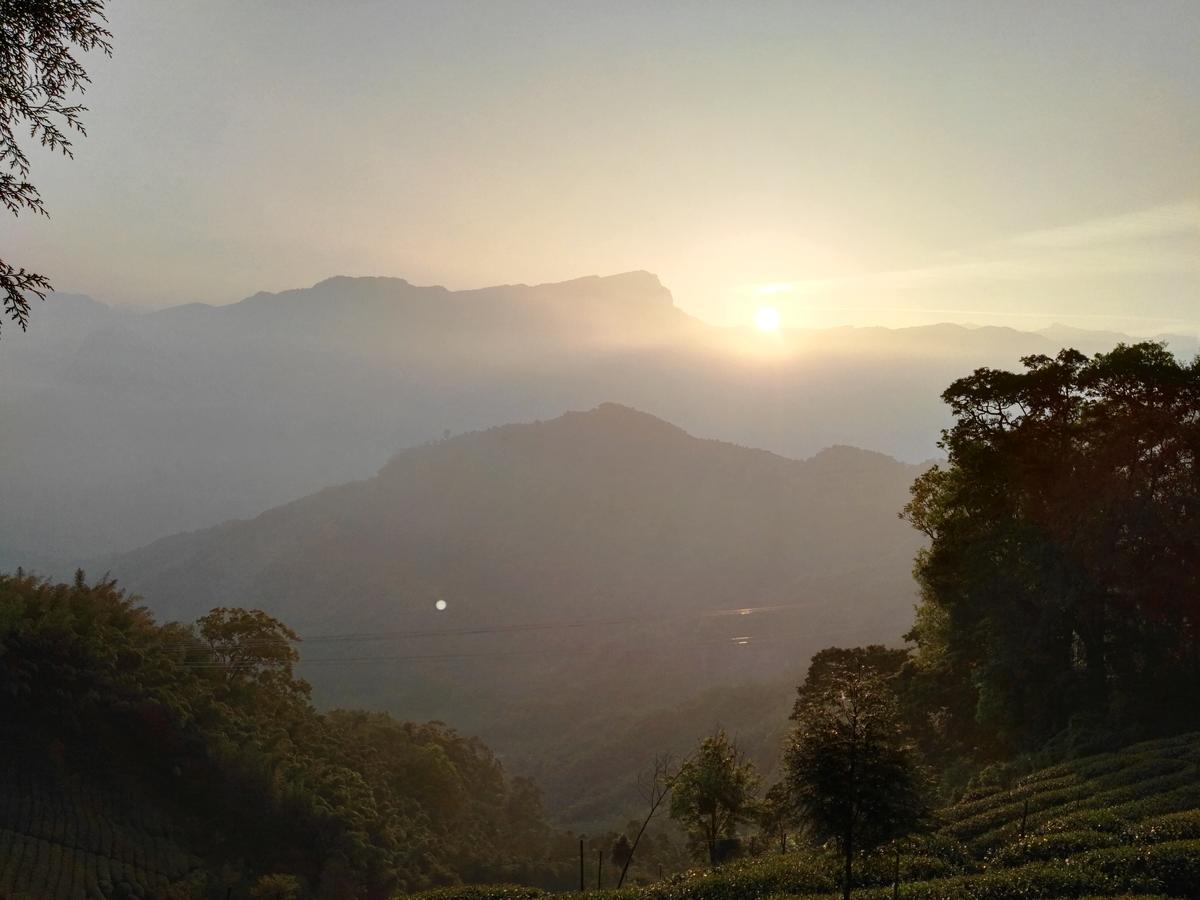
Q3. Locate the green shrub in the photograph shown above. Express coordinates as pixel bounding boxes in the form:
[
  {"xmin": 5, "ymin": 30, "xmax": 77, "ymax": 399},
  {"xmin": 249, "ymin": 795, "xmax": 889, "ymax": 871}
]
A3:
[
  {"xmin": 1120, "ymin": 733, "xmax": 1200, "ymax": 757},
  {"xmin": 844, "ymin": 861, "xmax": 1126, "ymax": 899},
  {"xmin": 1074, "ymin": 839, "xmax": 1200, "ymax": 896},
  {"xmin": 407, "ymin": 886, "xmax": 549, "ymax": 900},
  {"xmin": 1037, "ymin": 782, "xmax": 1200, "ymax": 840},
  {"xmin": 1125, "ymin": 810, "xmax": 1200, "ymax": 844},
  {"xmin": 855, "ymin": 851, "xmax": 958, "ymax": 887},
  {"xmin": 956, "ymin": 768, "xmax": 1200, "ymax": 852},
  {"xmin": 1038, "ymin": 808, "xmax": 1129, "ymax": 835},
  {"xmin": 635, "ymin": 856, "xmax": 835, "ymax": 900},
  {"xmin": 989, "ymin": 829, "xmax": 1117, "ymax": 866}
]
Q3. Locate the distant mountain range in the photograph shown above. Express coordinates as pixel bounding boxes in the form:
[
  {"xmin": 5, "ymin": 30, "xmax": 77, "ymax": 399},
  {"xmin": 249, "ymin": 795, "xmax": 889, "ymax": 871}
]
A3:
[
  {"xmin": 104, "ymin": 403, "xmax": 925, "ymax": 821},
  {"xmin": 4, "ymin": 271, "xmax": 1190, "ymax": 568}
]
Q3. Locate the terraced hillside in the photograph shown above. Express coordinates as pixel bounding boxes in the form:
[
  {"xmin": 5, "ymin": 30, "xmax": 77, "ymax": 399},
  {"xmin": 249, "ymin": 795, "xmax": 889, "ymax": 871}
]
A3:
[
  {"xmin": 409, "ymin": 732, "xmax": 1200, "ymax": 899},
  {"xmin": 0, "ymin": 759, "xmax": 206, "ymax": 900}
]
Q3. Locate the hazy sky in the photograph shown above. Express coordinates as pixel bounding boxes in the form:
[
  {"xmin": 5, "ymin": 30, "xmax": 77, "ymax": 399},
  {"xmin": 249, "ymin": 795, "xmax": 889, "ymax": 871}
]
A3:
[{"xmin": 6, "ymin": 1, "xmax": 1199, "ymax": 332}]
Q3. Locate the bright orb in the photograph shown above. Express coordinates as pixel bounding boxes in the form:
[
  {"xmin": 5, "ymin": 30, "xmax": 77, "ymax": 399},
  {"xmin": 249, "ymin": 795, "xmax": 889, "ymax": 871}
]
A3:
[
  {"xmin": 435, "ymin": 599, "xmax": 447, "ymax": 611},
  {"xmin": 754, "ymin": 306, "xmax": 781, "ymax": 332}
]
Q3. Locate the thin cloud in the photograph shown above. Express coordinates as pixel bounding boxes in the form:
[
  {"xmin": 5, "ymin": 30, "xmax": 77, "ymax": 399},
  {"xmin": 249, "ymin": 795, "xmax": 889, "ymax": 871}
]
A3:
[
  {"xmin": 1009, "ymin": 202, "xmax": 1200, "ymax": 249},
  {"xmin": 746, "ymin": 201, "xmax": 1200, "ymax": 298}
]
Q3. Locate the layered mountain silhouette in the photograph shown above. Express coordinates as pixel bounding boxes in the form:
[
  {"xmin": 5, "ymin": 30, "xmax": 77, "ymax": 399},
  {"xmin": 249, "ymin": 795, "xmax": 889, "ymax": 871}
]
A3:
[
  {"xmin": 3, "ymin": 272, "xmax": 1192, "ymax": 568},
  {"xmin": 104, "ymin": 404, "xmax": 926, "ymax": 819},
  {"xmin": 112, "ymin": 403, "xmax": 925, "ymax": 629}
]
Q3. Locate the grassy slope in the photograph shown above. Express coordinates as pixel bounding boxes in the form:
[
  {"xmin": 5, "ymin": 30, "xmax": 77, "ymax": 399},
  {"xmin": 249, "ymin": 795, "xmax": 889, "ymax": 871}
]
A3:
[{"xmin": 409, "ymin": 732, "xmax": 1200, "ymax": 899}]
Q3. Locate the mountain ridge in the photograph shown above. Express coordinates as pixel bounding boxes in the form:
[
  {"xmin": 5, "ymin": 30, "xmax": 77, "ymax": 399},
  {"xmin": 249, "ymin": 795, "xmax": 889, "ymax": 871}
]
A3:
[
  {"xmin": 101, "ymin": 402, "xmax": 928, "ymax": 819},
  {"xmin": 5, "ymin": 270, "xmax": 1195, "ymax": 569}
]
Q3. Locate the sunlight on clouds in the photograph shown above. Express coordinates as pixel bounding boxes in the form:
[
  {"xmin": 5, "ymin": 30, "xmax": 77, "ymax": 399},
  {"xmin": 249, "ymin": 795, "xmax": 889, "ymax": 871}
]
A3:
[
  {"xmin": 1012, "ymin": 202, "xmax": 1200, "ymax": 249},
  {"xmin": 734, "ymin": 201, "xmax": 1200, "ymax": 332}
]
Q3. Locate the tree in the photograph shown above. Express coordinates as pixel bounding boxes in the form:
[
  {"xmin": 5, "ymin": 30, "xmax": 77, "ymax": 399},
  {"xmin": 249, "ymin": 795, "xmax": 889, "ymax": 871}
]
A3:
[
  {"xmin": 786, "ymin": 657, "xmax": 926, "ymax": 900},
  {"xmin": 248, "ymin": 873, "xmax": 301, "ymax": 900},
  {"xmin": 1, "ymin": 0, "xmax": 112, "ymax": 337},
  {"xmin": 610, "ymin": 834, "xmax": 633, "ymax": 872},
  {"xmin": 195, "ymin": 607, "xmax": 309, "ymax": 701},
  {"xmin": 903, "ymin": 344, "xmax": 1200, "ymax": 755},
  {"xmin": 669, "ymin": 730, "xmax": 759, "ymax": 865},
  {"xmin": 802, "ymin": 645, "xmax": 910, "ymax": 696},
  {"xmin": 617, "ymin": 752, "xmax": 678, "ymax": 887},
  {"xmin": 755, "ymin": 781, "xmax": 796, "ymax": 855}
]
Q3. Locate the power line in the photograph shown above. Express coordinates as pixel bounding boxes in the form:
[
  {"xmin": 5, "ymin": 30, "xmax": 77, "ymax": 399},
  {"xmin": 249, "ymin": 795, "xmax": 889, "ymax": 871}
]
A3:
[
  {"xmin": 177, "ymin": 623, "xmax": 898, "ymax": 668},
  {"xmin": 157, "ymin": 598, "xmax": 860, "ymax": 652}
]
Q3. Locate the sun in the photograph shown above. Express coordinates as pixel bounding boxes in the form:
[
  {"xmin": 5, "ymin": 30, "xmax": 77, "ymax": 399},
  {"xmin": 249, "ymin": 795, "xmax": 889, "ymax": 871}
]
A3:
[{"xmin": 754, "ymin": 306, "xmax": 781, "ymax": 332}]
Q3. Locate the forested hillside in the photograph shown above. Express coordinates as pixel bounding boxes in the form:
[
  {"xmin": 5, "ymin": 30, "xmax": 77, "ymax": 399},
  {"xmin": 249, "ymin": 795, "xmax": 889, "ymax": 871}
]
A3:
[
  {"xmin": 104, "ymin": 403, "xmax": 924, "ymax": 820},
  {"xmin": 2, "ymin": 1, "xmax": 1194, "ymax": 897},
  {"xmin": 0, "ymin": 572, "xmax": 574, "ymax": 898},
  {"xmin": 6, "ymin": 346, "xmax": 1200, "ymax": 899}
]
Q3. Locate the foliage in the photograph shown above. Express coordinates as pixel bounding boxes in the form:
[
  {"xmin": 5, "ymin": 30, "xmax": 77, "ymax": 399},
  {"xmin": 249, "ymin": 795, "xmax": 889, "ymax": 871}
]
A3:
[
  {"xmin": 196, "ymin": 606, "xmax": 308, "ymax": 699},
  {"xmin": 753, "ymin": 782, "xmax": 797, "ymax": 855},
  {"xmin": 903, "ymin": 344, "xmax": 1200, "ymax": 760},
  {"xmin": 406, "ymin": 888, "xmax": 548, "ymax": 900},
  {"xmin": 668, "ymin": 730, "xmax": 760, "ymax": 865},
  {"xmin": 412, "ymin": 733, "xmax": 1200, "ymax": 899},
  {"xmin": 785, "ymin": 654, "xmax": 927, "ymax": 898},
  {"xmin": 614, "ymin": 753, "xmax": 683, "ymax": 888},
  {"xmin": 0, "ymin": 571, "xmax": 563, "ymax": 898},
  {"xmin": 250, "ymin": 873, "xmax": 303, "ymax": 900},
  {"xmin": 612, "ymin": 834, "xmax": 634, "ymax": 870},
  {"xmin": 0, "ymin": 0, "xmax": 112, "ymax": 335}
]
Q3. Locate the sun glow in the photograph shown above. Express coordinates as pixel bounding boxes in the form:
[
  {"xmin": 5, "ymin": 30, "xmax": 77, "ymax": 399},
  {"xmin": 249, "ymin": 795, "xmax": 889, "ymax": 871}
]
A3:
[{"xmin": 754, "ymin": 306, "xmax": 781, "ymax": 332}]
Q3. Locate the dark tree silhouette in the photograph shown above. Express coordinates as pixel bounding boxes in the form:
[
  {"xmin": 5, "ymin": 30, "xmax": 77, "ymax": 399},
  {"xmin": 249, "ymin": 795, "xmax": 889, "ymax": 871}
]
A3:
[
  {"xmin": 1, "ymin": 0, "xmax": 111, "ymax": 337},
  {"xmin": 669, "ymin": 729, "xmax": 760, "ymax": 865},
  {"xmin": 617, "ymin": 752, "xmax": 679, "ymax": 887},
  {"xmin": 903, "ymin": 343, "xmax": 1200, "ymax": 755},
  {"xmin": 786, "ymin": 657, "xmax": 926, "ymax": 900}
]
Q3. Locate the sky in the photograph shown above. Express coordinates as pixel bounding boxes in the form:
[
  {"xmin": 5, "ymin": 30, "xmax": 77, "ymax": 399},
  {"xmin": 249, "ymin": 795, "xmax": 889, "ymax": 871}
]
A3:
[{"xmin": 5, "ymin": 0, "xmax": 1198, "ymax": 332}]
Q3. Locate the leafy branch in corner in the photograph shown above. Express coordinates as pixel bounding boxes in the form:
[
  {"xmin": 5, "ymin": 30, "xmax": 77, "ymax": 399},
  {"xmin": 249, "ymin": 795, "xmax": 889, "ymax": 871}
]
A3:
[{"xmin": 1, "ymin": 0, "xmax": 112, "ymax": 337}]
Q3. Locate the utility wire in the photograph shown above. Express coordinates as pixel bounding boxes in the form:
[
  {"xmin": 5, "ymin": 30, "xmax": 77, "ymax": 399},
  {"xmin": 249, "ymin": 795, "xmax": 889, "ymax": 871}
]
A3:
[
  {"xmin": 176, "ymin": 623, "xmax": 895, "ymax": 668},
  {"xmin": 156, "ymin": 598, "xmax": 853, "ymax": 652}
]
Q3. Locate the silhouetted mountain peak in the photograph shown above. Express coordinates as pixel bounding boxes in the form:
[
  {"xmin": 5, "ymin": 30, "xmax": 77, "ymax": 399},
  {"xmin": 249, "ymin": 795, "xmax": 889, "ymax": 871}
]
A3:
[
  {"xmin": 552, "ymin": 402, "xmax": 685, "ymax": 436},
  {"xmin": 378, "ymin": 404, "xmax": 696, "ymax": 480},
  {"xmin": 486, "ymin": 270, "xmax": 678, "ymax": 319},
  {"xmin": 553, "ymin": 270, "xmax": 667, "ymax": 296},
  {"xmin": 808, "ymin": 444, "xmax": 905, "ymax": 466},
  {"xmin": 312, "ymin": 274, "xmax": 413, "ymax": 291}
]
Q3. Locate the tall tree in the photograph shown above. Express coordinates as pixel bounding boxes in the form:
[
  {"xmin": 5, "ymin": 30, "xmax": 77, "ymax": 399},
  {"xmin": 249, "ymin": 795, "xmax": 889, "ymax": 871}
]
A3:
[
  {"xmin": 195, "ymin": 606, "xmax": 309, "ymax": 702},
  {"xmin": 1, "ymin": 0, "xmax": 111, "ymax": 337},
  {"xmin": 786, "ymin": 656, "xmax": 926, "ymax": 900},
  {"xmin": 617, "ymin": 752, "xmax": 678, "ymax": 887},
  {"xmin": 669, "ymin": 730, "xmax": 759, "ymax": 865},
  {"xmin": 903, "ymin": 343, "xmax": 1200, "ymax": 755}
]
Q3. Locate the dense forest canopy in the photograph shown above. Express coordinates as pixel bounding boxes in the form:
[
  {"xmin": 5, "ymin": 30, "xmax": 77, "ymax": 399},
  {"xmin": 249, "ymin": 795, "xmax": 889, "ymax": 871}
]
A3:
[
  {"xmin": 0, "ymin": 572, "xmax": 571, "ymax": 897},
  {"xmin": 903, "ymin": 342, "xmax": 1200, "ymax": 761}
]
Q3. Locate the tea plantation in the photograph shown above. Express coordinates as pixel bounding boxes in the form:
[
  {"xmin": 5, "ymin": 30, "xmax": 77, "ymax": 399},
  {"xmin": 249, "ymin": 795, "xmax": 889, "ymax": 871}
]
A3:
[
  {"xmin": 408, "ymin": 732, "xmax": 1200, "ymax": 899},
  {"xmin": 0, "ymin": 760, "xmax": 206, "ymax": 899}
]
